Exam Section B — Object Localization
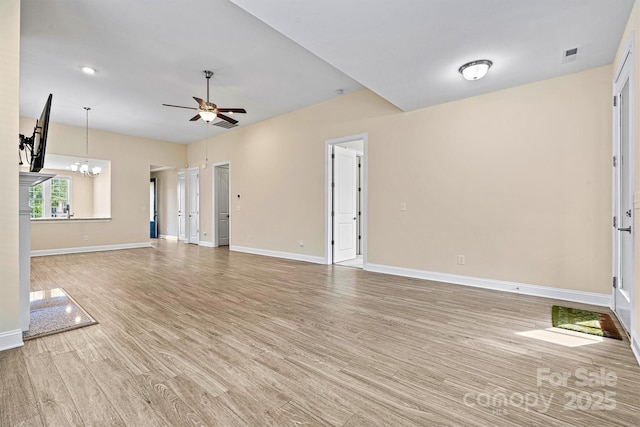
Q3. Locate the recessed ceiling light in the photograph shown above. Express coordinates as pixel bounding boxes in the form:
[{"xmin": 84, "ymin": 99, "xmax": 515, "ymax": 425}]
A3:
[
  {"xmin": 458, "ymin": 60, "xmax": 493, "ymax": 81},
  {"xmin": 81, "ymin": 66, "xmax": 96, "ymax": 75}
]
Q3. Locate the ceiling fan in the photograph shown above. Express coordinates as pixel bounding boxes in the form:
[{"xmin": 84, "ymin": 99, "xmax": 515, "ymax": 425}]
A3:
[{"xmin": 162, "ymin": 70, "xmax": 246, "ymax": 125}]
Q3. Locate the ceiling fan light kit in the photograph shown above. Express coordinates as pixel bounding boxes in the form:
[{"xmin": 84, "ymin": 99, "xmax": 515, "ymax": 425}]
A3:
[
  {"xmin": 459, "ymin": 59, "xmax": 493, "ymax": 80},
  {"xmin": 199, "ymin": 111, "xmax": 217, "ymax": 122},
  {"xmin": 163, "ymin": 70, "xmax": 246, "ymax": 126}
]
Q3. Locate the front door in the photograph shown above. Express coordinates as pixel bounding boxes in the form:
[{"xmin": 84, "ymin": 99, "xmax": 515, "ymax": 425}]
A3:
[
  {"xmin": 188, "ymin": 168, "xmax": 199, "ymax": 244},
  {"xmin": 216, "ymin": 165, "xmax": 230, "ymax": 246},
  {"xmin": 333, "ymin": 146, "xmax": 357, "ymax": 263},
  {"xmin": 613, "ymin": 43, "xmax": 634, "ymax": 335}
]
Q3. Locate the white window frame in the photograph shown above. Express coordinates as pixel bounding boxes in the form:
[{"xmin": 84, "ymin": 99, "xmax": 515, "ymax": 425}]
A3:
[{"xmin": 30, "ymin": 176, "xmax": 72, "ymax": 219}]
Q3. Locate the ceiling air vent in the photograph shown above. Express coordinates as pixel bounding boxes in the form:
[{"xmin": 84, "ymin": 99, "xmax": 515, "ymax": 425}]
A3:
[
  {"xmin": 562, "ymin": 47, "xmax": 579, "ymax": 64},
  {"xmin": 212, "ymin": 120, "xmax": 238, "ymax": 129}
]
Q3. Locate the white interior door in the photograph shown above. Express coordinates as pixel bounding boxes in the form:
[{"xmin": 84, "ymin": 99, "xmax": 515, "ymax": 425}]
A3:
[
  {"xmin": 177, "ymin": 172, "xmax": 186, "ymax": 241},
  {"xmin": 188, "ymin": 168, "xmax": 199, "ymax": 244},
  {"xmin": 357, "ymin": 154, "xmax": 363, "ymax": 255},
  {"xmin": 333, "ymin": 146, "xmax": 357, "ymax": 263},
  {"xmin": 614, "ymin": 70, "xmax": 634, "ymax": 334},
  {"xmin": 149, "ymin": 178, "xmax": 157, "ymax": 238},
  {"xmin": 216, "ymin": 165, "xmax": 230, "ymax": 246}
]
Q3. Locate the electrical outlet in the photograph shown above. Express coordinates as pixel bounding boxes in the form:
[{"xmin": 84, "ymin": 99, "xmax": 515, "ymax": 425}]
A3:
[
  {"xmin": 299, "ymin": 240, "xmax": 304, "ymax": 247},
  {"xmin": 457, "ymin": 255, "xmax": 465, "ymax": 265},
  {"xmin": 83, "ymin": 235, "xmax": 89, "ymax": 241}
]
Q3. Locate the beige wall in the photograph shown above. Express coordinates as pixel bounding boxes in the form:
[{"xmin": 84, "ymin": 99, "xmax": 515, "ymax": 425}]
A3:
[
  {"xmin": 151, "ymin": 168, "xmax": 180, "ymax": 238},
  {"xmin": 189, "ymin": 65, "xmax": 612, "ymax": 295},
  {"xmin": 72, "ymin": 170, "xmax": 93, "ymax": 218},
  {"xmin": 93, "ymin": 165, "xmax": 111, "ymax": 217},
  {"xmin": 18, "ymin": 119, "xmax": 187, "ymax": 250},
  {"xmin": 0, "ymin": 0, "xmax": 21, "ymax": 338},
  {"xmin": 614, "ymin": 0, "xmax": 640, "ymax": 339}
]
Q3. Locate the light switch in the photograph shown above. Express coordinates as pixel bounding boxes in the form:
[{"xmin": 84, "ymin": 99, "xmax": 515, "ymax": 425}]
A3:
[{"xmin": 400, "ymin": 202, "xmax": 407, "ymax": 211}]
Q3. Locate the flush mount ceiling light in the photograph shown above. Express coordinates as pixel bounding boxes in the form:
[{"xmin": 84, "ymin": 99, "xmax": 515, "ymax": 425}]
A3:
[
  {"xmin": 458, "ymin": 59, "xmax": 493, "ymax": 81},
  {"xmin": 80, "ymin": 66, "xmax": 96, "ymax": 75}
]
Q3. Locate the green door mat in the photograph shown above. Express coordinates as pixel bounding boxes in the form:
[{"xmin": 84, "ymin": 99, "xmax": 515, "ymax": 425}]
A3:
[{"xmin": 552, "ymin": 305, "xmax": 623, "ymax": 340}]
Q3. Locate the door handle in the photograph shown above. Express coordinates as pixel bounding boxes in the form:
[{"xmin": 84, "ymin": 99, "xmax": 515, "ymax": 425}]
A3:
[{"xmin": 618, "ymin": 226, "xmax": 632, "ymax": 233}]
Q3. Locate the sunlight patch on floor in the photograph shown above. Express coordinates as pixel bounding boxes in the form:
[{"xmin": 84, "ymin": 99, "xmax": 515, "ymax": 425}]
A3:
[{"xmin": 515, "ymin": 327, "xmax": 603, "ymax": 347}]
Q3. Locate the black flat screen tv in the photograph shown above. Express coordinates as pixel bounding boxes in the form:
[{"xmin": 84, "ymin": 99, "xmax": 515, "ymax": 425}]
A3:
[{"xmin": 19, "ymin": 94, "xmax": 52, "ymax": 172}]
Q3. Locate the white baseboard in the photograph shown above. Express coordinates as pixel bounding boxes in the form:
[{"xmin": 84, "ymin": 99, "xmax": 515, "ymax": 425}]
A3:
[
  {"xmin": 31, "ymin": 242, "xmax": 152, "ymax": 257},
  {"xmin": 231, "ymin": 245, "xmax": 326, "ymax": 265},
  {"xmin": 199, "ymin": 241, "xmax": 215, "ymax": 248},
  {"xmin": 365, "ymin": 263, "xmax": 611, "ymax": 307},
  {"xmin": 0, "ymin": 329, "xmax": 23, "ymax": 352},
  {"xmin": 632, "ymin": 331, "xmax": 640, "ymax": 367}
]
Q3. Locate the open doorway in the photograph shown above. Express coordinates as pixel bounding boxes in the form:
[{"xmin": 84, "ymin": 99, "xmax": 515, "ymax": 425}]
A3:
[
  {"xmin": 151, "ymin": 166, "xmax": 183, "ymax": 241},
  {"xmin": 325, "ymin": 134, "xmax": 367, "ymax": 268},
  {"xmin": 213, "ymin": 162, "xmax": 231, "ymax": 247}
]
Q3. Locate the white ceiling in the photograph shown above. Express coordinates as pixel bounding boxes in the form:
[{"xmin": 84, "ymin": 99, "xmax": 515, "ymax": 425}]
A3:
[{"xmin": 20, "ymin": 0, "xmax": 634, "ymax": 145}]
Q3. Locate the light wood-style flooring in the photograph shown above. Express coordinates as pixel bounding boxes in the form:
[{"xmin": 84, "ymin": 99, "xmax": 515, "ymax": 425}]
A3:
[{"xmin": 2, "ymin": 240, "xmax": 640, "ymax": 426}]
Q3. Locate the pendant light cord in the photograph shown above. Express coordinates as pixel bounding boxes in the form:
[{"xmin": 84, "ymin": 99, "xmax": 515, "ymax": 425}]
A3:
[
  {"xmin": 84, "ymin": 107, "xmax": 91, "ymax": 157},
  {"xmin": 205, "ymin": 121, "xmax": 209, "ymax": 162}
]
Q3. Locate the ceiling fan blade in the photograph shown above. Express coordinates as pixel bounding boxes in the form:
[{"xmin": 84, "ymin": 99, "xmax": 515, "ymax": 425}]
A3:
[
  {"xmin": 189, "ymin": 114, "xmax": 201, "ymax": 122},
  {"xmin": 193, "ymin": 97, "xmax": 207, "ymax": 109},
  {"xmin": 162, "ymin": 103, "xmax": 198, "ymax": 110},
  {"xmin": 216, "ymin": 113, "xmax": 238, "ymax": 125},
  {"xmin": 217, "ymin": 108, "xmax": 247, "ymax": 114}
]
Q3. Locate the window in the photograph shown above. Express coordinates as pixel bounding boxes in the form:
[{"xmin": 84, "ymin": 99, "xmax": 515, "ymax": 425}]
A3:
[
  {"xmin": 50, "ymin": 178, "xmax": 70, "ymax": 217},
  {"xmin": 29, "ymin": 177, "xmax": 71, "ymax": 219},
  {"xmin": 29, "ymin": 185, "xmax": 44, "ymax": 219}
]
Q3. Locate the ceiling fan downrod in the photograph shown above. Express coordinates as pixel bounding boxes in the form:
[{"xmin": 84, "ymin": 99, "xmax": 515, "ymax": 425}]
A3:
[{"xmin": 203, "ymin": 70, "xmax": 213, "ymax": 103}]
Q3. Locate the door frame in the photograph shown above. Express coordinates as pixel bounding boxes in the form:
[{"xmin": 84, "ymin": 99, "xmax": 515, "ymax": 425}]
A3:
[
  {"xmin": 612, "ymin": 32, "xmax": 635, "ymax": 339},
  {"xmin": 188, "ymin": 166, "xmax": 200, "ymax": 244},
  {"xmin": 177, "ymin": 171, "xmax": 186, "ymax": 241},
  {"xmin": 325, "ymin": 133, "xmax": 368, "ymax": 265},
  {"xmin": 212, "ymin": 161, "xmax": 231, "ymax": 248}
]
